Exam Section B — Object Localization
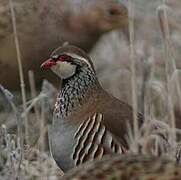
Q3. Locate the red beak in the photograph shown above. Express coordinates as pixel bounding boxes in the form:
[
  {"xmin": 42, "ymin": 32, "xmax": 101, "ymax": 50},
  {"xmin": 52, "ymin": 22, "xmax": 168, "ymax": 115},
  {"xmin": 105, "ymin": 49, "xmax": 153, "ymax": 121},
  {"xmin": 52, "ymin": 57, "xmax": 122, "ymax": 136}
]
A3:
[{"xmin": 40, "ymin": 59, "xmax": 56, "ymax": 70}]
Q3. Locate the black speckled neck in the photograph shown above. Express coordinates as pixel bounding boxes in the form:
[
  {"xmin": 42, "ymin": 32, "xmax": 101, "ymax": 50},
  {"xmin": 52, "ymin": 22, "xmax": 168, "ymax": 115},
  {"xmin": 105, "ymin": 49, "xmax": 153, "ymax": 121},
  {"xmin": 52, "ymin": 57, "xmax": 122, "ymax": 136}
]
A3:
[{"xmin": 54, "ymin": 66, "xmax": 98, "ymax": 118}]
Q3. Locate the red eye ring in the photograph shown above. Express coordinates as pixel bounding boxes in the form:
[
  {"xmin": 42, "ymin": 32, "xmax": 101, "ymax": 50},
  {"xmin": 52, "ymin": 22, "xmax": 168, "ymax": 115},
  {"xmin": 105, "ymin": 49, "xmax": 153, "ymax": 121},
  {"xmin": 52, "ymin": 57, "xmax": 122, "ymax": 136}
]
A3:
[{"xmin": 58, "ymin": 54, "xmax": 71, "ymax": 62}]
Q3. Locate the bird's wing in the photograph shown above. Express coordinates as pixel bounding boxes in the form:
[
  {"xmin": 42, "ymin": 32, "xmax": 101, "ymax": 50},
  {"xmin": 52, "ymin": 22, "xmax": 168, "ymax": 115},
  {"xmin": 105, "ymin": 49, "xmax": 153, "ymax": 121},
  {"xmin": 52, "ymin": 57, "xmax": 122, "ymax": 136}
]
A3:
[{"xmin": 71, "ymin": 113, "xmax": 127, "ymax": 166}]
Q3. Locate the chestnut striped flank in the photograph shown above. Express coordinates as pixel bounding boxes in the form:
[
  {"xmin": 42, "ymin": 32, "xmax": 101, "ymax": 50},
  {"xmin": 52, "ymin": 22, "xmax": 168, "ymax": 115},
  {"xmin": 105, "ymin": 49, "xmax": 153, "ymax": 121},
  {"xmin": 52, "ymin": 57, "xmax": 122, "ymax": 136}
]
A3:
[{"xmin": 72, "ymin": 113, "xmax": 125, "ymax": 166}]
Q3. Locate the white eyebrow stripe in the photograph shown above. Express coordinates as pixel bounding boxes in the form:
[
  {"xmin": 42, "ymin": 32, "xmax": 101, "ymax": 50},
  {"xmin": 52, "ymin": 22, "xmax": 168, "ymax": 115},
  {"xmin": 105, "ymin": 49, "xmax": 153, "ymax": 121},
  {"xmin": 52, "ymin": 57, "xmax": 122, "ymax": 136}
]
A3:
[
  {"xmin": 66, "ymin": 52, "xmax": 91, "ymax": 68},
  {"xmin": 52, "ymin": 55, "xmax": 59, "ymax": 59}
]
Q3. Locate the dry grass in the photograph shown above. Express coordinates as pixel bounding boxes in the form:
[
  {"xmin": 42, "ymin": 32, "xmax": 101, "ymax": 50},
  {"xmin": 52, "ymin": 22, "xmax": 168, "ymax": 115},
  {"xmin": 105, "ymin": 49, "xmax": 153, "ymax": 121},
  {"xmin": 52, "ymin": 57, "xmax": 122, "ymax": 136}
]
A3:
[{"xmin": 1, "ymin": 0, "xmax": 181, "ymax": 179}]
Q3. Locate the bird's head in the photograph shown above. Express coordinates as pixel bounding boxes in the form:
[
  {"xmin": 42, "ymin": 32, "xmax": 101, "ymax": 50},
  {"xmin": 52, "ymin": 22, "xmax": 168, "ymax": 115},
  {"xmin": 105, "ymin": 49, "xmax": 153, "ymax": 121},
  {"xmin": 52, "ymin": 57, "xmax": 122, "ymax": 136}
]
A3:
[
  {"xmin": 86, "ymin": 0, "xmax": 128, "ymax": 32},
  {"xmin": 41, "ymin": 45, "xmax": 95, "ymax": 79}
]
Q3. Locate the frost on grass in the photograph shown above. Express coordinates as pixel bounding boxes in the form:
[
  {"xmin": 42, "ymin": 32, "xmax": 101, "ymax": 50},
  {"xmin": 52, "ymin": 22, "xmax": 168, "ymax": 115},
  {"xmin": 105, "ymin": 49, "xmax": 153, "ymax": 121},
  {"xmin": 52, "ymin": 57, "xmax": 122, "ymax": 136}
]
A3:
[
  {"xmin": 0, "ymin": 82, "xmax": 63, "ymax": 179},
  {"xmin": 0, "ymin": 124, "xmax": 61, "ymax": 180}
]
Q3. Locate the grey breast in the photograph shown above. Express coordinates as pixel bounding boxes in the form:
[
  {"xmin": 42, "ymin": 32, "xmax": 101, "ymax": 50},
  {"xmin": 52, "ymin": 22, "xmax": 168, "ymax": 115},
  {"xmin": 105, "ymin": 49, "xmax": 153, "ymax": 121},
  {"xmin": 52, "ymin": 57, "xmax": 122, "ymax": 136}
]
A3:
[{"xmin": 49, "ymin": 116, "xmax": 80, "ymax": 171}]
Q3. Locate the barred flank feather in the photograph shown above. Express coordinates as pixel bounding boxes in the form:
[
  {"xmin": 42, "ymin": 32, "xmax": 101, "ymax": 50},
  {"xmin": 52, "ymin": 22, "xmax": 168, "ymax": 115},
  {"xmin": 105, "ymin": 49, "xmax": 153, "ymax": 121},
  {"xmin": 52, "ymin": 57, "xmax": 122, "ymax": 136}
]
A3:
[{"xmin": 72, "ymin": 113, "xmax": 125, "ymax": 166}]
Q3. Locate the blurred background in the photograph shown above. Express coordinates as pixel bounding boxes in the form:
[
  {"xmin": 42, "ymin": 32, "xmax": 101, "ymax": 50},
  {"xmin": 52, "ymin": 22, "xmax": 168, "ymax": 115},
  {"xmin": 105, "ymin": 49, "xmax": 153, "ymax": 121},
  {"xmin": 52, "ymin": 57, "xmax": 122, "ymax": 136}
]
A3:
[{"xmin": 1, "ymin": 0, "xmax": 181, "ymax": 179}]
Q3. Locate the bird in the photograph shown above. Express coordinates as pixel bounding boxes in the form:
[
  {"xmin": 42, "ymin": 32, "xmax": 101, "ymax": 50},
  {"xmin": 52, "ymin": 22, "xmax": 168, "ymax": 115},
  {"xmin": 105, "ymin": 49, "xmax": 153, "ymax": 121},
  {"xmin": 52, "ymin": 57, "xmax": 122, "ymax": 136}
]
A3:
[
  {"xmin": 0, "ymin": 0, "xmax": 128, "ymax": 90},
  {"xmin": 62, "ymin": 154, "xmax": 181, "ymax": 180},
  {"xmin": 41, "ymin": 45, "xmax": 143, "ymax": 172}
]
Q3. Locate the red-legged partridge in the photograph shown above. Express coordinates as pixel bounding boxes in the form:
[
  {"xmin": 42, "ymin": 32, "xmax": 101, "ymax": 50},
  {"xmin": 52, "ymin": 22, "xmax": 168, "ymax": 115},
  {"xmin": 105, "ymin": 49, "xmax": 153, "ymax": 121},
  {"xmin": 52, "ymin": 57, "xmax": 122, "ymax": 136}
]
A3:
[{"xmin": 41, "ymin": 45, "xmax": 143, "ymax": 171}]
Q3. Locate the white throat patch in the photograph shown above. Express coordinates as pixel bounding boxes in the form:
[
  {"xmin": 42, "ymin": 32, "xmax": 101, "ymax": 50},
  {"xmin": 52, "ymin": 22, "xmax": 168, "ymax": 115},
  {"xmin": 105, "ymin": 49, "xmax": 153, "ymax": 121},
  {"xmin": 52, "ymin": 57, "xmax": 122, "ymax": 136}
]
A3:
[{"xmin": 51, "ymin": 61, "xmax": 76, "ymax": 79}]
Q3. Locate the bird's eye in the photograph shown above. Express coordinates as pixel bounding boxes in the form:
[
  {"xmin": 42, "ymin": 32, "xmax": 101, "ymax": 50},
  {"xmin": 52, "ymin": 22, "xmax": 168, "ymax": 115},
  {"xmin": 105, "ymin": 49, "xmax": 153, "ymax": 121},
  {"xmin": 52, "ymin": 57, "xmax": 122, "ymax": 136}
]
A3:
[
  {"xmin": 58, "ymin": 54, "xmax": 71, "ymax": 62},
  {"xmin": 107, "ymin": 7, "xmax": 120, "ymax": 16}
]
